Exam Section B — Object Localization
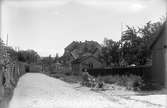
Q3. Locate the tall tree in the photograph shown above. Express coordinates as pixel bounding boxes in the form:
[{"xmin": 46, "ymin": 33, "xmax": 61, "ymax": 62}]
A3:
[
  {"xmin": 120, "ymin": 20, "xmax": 164, "ymax": 65},
  {"xmin": 121, "ymin": 26, "xmax": 141, "ymax": 65},
  {"xmin": 100, "ymin": 38, "xmax": 121, "ymax": 66}
]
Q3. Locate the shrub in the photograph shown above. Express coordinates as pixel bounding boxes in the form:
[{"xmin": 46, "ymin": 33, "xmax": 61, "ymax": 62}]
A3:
[
  {"xmin": 65, "ymin": 72, "xmax": 71, "ymax": 76},
  {"xmin": 140, "ymin": 81, "xmax": 163, "ymax": 91},
  {"xmin": 101, "ymin": 74, "xmax": 144, "ymax": 91}
]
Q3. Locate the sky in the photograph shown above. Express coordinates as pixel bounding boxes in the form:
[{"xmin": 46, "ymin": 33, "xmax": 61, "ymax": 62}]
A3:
[{"xmin": 0, "ymin": 0, "xmax": 166, "ymax": 56}]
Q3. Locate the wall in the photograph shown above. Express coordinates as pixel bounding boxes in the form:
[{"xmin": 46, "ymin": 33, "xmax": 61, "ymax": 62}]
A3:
[
  {"xmin": 152, "ymin": 26, "xmax": 166, "ymax": 87},
  {"xmin": 0, "ymin": 62, "xmax": 27, "ymax": 96},
  {"xmin": 79, "ymin": 57, "xmax": 103, "ymax": 73},
  {"xmin": 164, "ymin": 25, "xmax": 167, "ymax": 88},
  {"xmin": 81, "ymin": 57, "xmax": 103, "ymax": 69},
  {"xmin": 72, "ymin": 57, "xmax": 103, "ymax": 75},
  {"xmin": 87, "ymin": 66, "xmax": 152, "ymax": 79},
  {"xmin": 71, "ymin": 63, "xmax": 80, "ymax": 75},
  {"xmin": 29, "ymin": 64, "xmax": 42, "ymax": 73},
  {"xmin": 0, "ymin": 0, "xmax": 1, "ymax": 34}
]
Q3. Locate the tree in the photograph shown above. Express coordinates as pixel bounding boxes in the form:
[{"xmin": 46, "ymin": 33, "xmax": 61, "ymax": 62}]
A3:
[
  {"xmin": 139, "ymin": 21, "xmax": 163, "ymax": 43},
  {"xmin": 41, "ymin": 55, "xmax": 54, "ymax": 65},
  {"xmin": 54, "ymin": 53, "xmax": 59, "ymax": 63},
  {"xmin": 120, "ymin": 20, "xmax": 164, "ymax": 65},
  {"xmin": 138, "ymin": 21, "xmax": 164, "ymax": 60},
  {"xmin": 0, "ymin": 37, "xmax": 14, "ymax": 89},
  {"xmin": 100, "ymin": 38, "xmax": 121, "ymax": 66},
  {"xmin": 121, "ymin": 26, "xmax": 138, "ymax": 45},
  {"xmin": 6, "ymin": 47, "xmax": 17, "ymax": 61},
  {"xmin": 17, "ymin": 49, "xmax": 40, "ymax": 64},
  {"xmin": 121, "ymin": 26, "xmax": 141, "ymax": 65}
]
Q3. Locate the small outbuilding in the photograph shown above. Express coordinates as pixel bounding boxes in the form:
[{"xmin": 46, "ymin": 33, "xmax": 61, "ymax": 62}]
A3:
[
  {"xmin": 150, "ymin": 21, "xmax": 167, "ymax": 88},
  {"xmin": 71, "ymin": 55, "xmax": 103, "ymax": 75}
]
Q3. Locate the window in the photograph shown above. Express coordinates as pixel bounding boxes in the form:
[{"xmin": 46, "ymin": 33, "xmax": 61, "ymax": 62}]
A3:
[{"xmin": 89, "ymin": 63, "xmax": 93, "ymax": 68}]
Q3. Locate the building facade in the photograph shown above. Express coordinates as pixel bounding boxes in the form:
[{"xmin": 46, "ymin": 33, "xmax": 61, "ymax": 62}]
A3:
[
  {"xmin": 71, "ymin": 55, "xmax": 103, "ymax": 74},
  {"xmin": 150, "ymin": 22, "xmax": 167, "ymax": 87}
]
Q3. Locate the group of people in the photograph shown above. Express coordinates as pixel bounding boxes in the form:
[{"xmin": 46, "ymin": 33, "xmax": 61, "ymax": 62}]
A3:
[{"xmin": 81, "ymin": 68, "xmax": 104, "ymax": 89}]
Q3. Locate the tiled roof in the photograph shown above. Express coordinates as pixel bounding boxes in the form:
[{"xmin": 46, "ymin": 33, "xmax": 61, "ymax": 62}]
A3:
[
  {"xmin": 71, "ymin": 49, "xmax": 80, "ymax": 59},
  {"xmin": 71, "ymin": 55, "xmax": 99, "ymax": 64}
]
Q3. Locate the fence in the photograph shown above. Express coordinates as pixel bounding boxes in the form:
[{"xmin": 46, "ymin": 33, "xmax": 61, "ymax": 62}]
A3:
[
  {"xmin": 0, "ymin": 62, "xmax": 41, "ymax": 89},
  {"xmin": 87, "ymin": 65, "xmax": 152, "ymax": 80}
]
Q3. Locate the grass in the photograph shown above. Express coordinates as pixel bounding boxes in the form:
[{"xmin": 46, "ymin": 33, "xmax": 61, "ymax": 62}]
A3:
[
  {"xmin": 50, "ymin": 71, "xmax": 82, "ymax": 83},
  {"xmin": 100, "ymin": 74, "xmax": 145, "ymax": 91},
  {"xmin": 49, "ymin": 70, "xmax": 146, "ymax": 91},
  {"xmin": 48, "ymin": 68, "xmax": 163, "ymax": 92}
]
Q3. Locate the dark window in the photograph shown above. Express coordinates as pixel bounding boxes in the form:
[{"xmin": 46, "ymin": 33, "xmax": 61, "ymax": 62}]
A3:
[{"xmin": 89, "ymin": 63, "xmax": 93, "ymax": 68}]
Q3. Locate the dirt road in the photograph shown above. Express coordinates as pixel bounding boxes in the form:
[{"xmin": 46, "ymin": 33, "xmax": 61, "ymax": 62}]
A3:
[
  {"xmin": 9, "ymin": 73, "xmax": 124, "ymax": 108},
  {"xmin": 8, "ymin": 73, "xmax": 167, "ymax": 108}
]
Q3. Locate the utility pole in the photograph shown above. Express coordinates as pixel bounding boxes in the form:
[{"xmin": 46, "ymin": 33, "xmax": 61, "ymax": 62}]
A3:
[
  {"xmin": 121, "ymin": 22, "xmax": 123, "ymax": 36},
  {"xmin": 6, "ymin": 34, "xmax": 8, "ymax": 46},
  {"xmin": 120, "ymin": 22, "xmax": 124, "ymax": 66},
  {"xmin": 121, "ymin": 22, "xmax": 123, "ymax": 38}
]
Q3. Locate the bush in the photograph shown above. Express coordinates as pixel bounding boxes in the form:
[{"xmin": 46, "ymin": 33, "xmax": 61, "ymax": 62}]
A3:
[
  {"xmin": 101, "ymin": 74, "xmax": 144, "ymax": 91},
  {"xmin": 140, "ymin": 81, "xmax": 163, "ymax": 91},
  {"xmin": 65, "ymin": 72, "xmax": 71, "ymax": 76}
]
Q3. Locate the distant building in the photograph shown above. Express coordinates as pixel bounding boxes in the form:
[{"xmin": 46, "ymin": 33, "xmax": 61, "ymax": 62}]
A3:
[
  {"xmin": 71, "ymin": 55, "xmax": 104, "ymax": 74},
  {"xmin": 65, "ymin": 41, "xmax": 80, "ymax": 51},
  {"xmin": 149, "ymin": 21, "xmax": 167, "ymax": 88},
  {"xmin": 63, "ymin": 41, "xmax": 102, "ymax": 67}
]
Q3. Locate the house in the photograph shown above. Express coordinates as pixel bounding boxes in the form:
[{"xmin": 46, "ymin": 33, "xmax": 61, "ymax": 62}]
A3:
[
  {"xmin": 149, "ymin": 21, "xmax": 167, "ymax": 88},
  {"xmin": 63, "ymin": 41, "xmax": 81, "ymax": 66},
  {"xmin": 64, "ymin": 41, "xmax": 81, "ymax": 54},
  {"xmin": 71, "ymin": 55, "xmax": 104, "ymax": 75},
  {"xmin": 63, "ymin": 41, "xmax": 102, "ymax": 67}
]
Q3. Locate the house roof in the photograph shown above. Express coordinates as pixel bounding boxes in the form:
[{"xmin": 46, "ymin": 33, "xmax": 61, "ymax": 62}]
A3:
[
  {"xmin": 65, "ymin": 41, "xmax": 81, "ymax": 51},
  {"xmin": 71, "ymin": 49, "xmax": 80, "ymax": 59},
  {"xmin": 149, "ymin": 21, "xmax": 166, "ymax": 50},
  {"xmin": 71, "ymin": 55, "xmax": 100, "ymax": 64}
]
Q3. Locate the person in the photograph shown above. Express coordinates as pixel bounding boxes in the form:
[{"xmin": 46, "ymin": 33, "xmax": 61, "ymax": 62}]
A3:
[
  {"xmin": 91, "ymin": 78, "xmax": 97, "ymax": 88},
  {"xmin": 93, "ymin": 75, "xmax": 104, "ymax": 89}
]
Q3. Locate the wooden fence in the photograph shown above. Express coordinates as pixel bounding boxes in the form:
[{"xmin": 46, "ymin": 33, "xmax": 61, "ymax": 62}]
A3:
[
  {"xmin": 0, "ymin": 62, "xmax": 42, "ymax": 88},
  {"xmin": 87, "ymin": 65, "xmax": 152, "ymax": 80}
]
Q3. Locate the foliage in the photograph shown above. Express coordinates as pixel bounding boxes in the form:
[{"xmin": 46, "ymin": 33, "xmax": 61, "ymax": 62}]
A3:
[
  {"xmin": 41, "ymin": 55, "xmax": 54, "ymax": 65},
  {"xmin": 0, "ymin": 37, "xmax": 14, "ymax": 89},
  {"xmin": 101, "ymin": 75, "xmax": 145, "ymax": 91},
  {"xmin": 121, "ymin": 26, "xmax": 144, "ymax": 65},
  {"xmin": 120, "ymin": 21, "xmax": 163, "ymax": 65},
  {"xmin": 100, "ymin": 19, "xmax": 165, "ymax": 66},
  {"xmin": 0, "ymin": 38, "xmax": 10, "ymax": 67},
  {"xmin": 99, "ymin": 39, "xmax": 121, "ymax": 66},
  {"xmin": 6, "ymin": 47, "xmax": 18, "ymax": 61},
  {"xmin": 40, "ymin": 55, "xmax": 55, "ymax": 72},
  {"xmin": 17, "ymin": 49, "xmax": 40, "ymax": 64}
]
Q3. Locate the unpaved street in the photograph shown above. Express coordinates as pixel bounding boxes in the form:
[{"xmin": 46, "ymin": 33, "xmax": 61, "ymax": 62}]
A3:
[{"xmin": 9, "ymin": 73, "xmax": 167, "ymax": 108}]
